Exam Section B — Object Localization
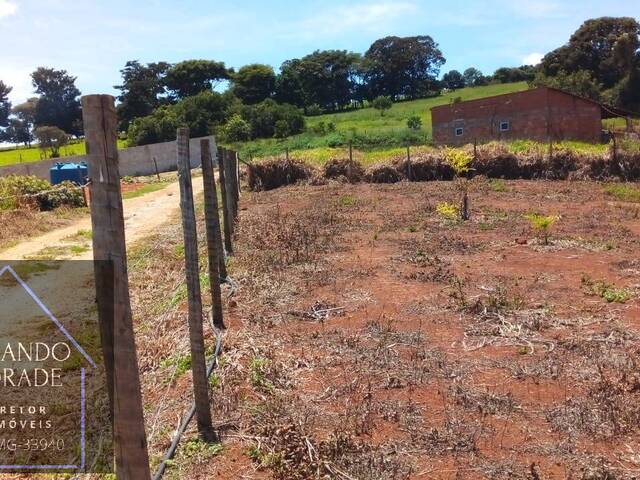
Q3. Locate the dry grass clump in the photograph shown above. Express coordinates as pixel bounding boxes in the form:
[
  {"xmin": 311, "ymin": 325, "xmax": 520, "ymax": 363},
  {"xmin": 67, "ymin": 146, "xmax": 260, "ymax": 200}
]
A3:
[
  {"xmin": 547, "ymin": 355, "xmax": 640, "ymax": 438},
  {"xmin": 249, "ymin": 395, "xmax": 412, "ymax": 479},
  {"xmin": 236, "ymin": 203, "xmax": 341, "ymax": 271},
  {"xmin": 247, "ymin": 158, "xmax": 315, "ymax": 191},
  {"xmin": 323, "ymin": 158, "xmax": 365, "ymax": 183},
  {"xmin": 393, "ymin": 153, "xmax": 455, "ymax": 181},
  {"xmin": 366, "ymin": 164, "xmax": 403, "ymax": 183}
]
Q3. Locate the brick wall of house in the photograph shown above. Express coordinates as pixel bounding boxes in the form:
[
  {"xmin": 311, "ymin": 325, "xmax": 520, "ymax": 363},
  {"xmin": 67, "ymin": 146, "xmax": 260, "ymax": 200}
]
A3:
[{"xmin": 431, "ymin": 87, "xmax": 602, "ymax": 145}]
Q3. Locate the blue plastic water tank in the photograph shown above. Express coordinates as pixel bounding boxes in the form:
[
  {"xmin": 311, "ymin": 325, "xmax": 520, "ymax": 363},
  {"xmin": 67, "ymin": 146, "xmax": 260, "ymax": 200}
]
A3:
[{"xmin": 49, "ymin": 162, "xmax": 88, "ymax": 185}]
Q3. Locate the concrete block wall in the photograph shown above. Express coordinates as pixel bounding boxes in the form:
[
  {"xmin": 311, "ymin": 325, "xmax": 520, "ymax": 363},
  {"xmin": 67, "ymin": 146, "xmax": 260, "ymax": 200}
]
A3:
[{"xmin": 0, "ymin": 135, "xmax": 216, "ymax": 180}]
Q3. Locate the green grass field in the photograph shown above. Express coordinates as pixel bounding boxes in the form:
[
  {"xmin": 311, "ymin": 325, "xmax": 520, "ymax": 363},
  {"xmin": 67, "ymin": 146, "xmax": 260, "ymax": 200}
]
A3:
[
  {"xmin": 0, "ymin": 139, "xmax": 128, "ymax": 167},
  {"xmin": 232, "ymin": 82, "xmax": 530, "ymax": 159}
]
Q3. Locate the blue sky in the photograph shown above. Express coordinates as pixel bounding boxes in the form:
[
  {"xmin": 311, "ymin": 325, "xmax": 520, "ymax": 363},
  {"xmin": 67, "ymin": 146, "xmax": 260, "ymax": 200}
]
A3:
[{"xmin": 1, "ymin": 0, "xmax": 639, "ymax": 105}]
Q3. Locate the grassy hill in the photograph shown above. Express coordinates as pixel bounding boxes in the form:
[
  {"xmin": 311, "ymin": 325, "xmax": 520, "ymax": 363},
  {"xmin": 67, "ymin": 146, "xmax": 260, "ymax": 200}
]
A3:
[
  {"xmin": 1, "ymin": 83, "xmax": 529, "ymax": 169},
  {"xmin": 232, "ymin": 82, "xmax": 530, "ymax": 160},
  {"xmin": 0, "ymin": 139, "xmax": 128, "ymax": 168}
]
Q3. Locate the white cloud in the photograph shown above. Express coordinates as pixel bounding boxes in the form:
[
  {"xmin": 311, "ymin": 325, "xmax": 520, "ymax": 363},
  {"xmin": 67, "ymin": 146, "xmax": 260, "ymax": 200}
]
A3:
[
  {"xmin": 291, "ymin": 1, "xmax": 417, "ymax": 38},
  {"xmin": 0, "ymin": 0, "xmax": 16, "ymax": 19},
  {"xmin": 522, "ymin": 52, "xmax": 544, "ymax": 65}
]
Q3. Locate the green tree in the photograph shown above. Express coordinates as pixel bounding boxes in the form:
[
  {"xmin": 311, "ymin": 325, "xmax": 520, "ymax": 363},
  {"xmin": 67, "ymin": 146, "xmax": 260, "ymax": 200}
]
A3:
[
  {"xmin": 127, "ymin": 90, "xmax": 236, "ymax": 146},
  {"xmin": 34, "ymin": 126, "xmax": 69, "ymax": 158},
  {"xmin": 531, "ymin": 70, "xmax": 602, "ymax": 100},
  {"xmin": 164, "ymin": 60, "xmax": 230, "ymax": 99},
  {"xmin": 540, "ymin": 17, "xmax": 640, "ymax": 89},
  {"xmin": 5, "ymin": 117, "xmax": 33, "ymax": 146},
  {"xmin": 372, "ymin": 95, "xmax": 393, "ymax": 116},
  {"xmin": 463, "ymin": 68, "xmax": 487, "ymax": 87},
  {"xmin": 362, "ymin": 35, "xmax": 445, "ymax": 100},
  {"xmin": 442, "ymin": 70, "xmax": 465, "ymax": 90},
  {"xmin": 31, "ymin": 68, "xmax": 82, "ymax": 136},
  {"xmin": 492, "ymin": 66, "xmax": 537, "ymax": 83},
  {"xmin": 221, "ymin": 114, "xmax": 251, "ymax": 142},
  {"xmin": 0, "ymin": 80, "xmax": 11, "ymax": 127},
  {"xmin": 231, "ymin": 64, "xmax": 276, "ymax": 104},
  {"xmin": 10, "ymin": 98, "xmax": 38, "ymax": 146},
  {"xmin": 276, "ymin": 50, "xmax": 362, "ymax": 111},
  {"xmin": 239, "ymin": 99, "xmax": 304, "ymax": 138},
  {"xmin": 114, "ymin": 60, "xmax": 171, "ymax": 131}
]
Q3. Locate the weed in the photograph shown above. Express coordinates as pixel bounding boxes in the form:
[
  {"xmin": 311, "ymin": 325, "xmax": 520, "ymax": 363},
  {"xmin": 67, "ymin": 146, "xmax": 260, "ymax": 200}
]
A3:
[
  {"xmin": 436, "ymin": 202, "xmax": 460, "ymax": 221},
  {"xmin": 604, "ymin": 183, "xmax": 640, "ymax": 202},
  {"xmin": 250, "ymin": 356, "xmax": 274, "ymax": 393},
  {"xmin": 338, "ymin": 194, "xmax": 357, "ymax": 207},
  {"xmin": 181, "ymin": 439, "xmax": 223, "ymax": 461},
  {"xmin": 524, "ymin": 213, "xmax": 560, "ymax": 245},
  {"xmin": 582, "ymin": 276, "xmax": 631, "ymax": 303},
  {"xmin": 489, "ymin": 179, "xmax": 508, "ymax": 192}
]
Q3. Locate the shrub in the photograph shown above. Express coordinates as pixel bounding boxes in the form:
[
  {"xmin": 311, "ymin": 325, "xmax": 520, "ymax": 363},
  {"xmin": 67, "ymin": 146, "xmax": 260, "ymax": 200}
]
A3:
[
  {"xmin": 274, "ymin": 119, "xmax": 290, "ymax": 139},
  {"xmin": 241, "ymin": 99, "xmax": 305, "ymax": 139},
  {"xmin": 35, "ymin": 181, "xmax": 85, "ymax": 211},
  {"xmin": 407, "ymin": 115, "xmax": 422, "ymax": 130},
  {"xmin": 221, "ymin": 114, "xmax": 252, "ymax": 142},
  {"xmin": 0, "ymin": 175, "xmax": 51, "ymax": 210},
  {"xmin": 306, "ymin": 104, "xmax": 323, "ymax": 116},
  {"xmin": 372, "ymin": 96, "xmax": 393, "ymax": 116},
  {"xmin": 0, "ymin": 175, "xmax": 83, "ymax": 211}
]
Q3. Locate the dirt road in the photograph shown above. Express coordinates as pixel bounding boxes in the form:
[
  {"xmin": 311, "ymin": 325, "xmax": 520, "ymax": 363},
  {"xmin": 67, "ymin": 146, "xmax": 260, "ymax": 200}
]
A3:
[{"xmin": 0, "ymin": 179, "xmax": 202, "ymax": 260}]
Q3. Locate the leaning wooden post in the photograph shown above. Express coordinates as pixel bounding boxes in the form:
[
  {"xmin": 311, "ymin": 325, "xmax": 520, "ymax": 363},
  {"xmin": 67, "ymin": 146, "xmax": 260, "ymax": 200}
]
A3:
[
  {"xmin": 81, "ymin": 94, "xmax": 151, "ymax": 480},
  {"xmin": 176, "ymin": 127, "xmax": 216, "ymax": 442},
  {"xmin": 201, "ymin": 139, "xmax": 226, "ymax": 329},
  {"xmin": 217, "ymin": 147, "xmax": 233, "ymax": 255},
  {"xmin": 406, "ymin": 145, "xmax": 412, "ymax": 181}
]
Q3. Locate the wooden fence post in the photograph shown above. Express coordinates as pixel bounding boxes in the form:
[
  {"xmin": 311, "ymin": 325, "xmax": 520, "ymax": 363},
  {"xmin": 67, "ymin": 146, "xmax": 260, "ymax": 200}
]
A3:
[
  {"xmin": 406, "ymin": 145, "xmax": 412, "ymax": 181},
  {"xmin": 153, "ymin": 157, "xmax": 161, "ymax": 181},
  {"xmin": 81, "ymin": 94, "xmax": 151, "ymax": 479},
  {"xmin": 200, "ymin": 139, "xmax": 226, "ymax": 329},
  {"xmin": 217, "ymin": 147, "xmax": 233, "ymax": 255},
  {"xmin": 176, "ymin": 127, "xmax": 216, "ymax": 442},
  {"xmin": 223, "ymin": 149, "xmax": 238, "ymax": 222}
]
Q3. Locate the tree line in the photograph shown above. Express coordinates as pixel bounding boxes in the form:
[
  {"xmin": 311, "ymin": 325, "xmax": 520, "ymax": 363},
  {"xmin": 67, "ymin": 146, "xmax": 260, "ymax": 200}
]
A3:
[{"xmin": 1, "ymin": 17, "xmax": 639, "ymax": 150}]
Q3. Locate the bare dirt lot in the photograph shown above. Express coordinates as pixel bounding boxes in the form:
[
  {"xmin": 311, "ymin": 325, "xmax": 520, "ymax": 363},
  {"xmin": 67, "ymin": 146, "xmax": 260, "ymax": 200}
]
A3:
[{"xmin": 131, "ymin": 179, "xmax": 640, "ymax": 479}]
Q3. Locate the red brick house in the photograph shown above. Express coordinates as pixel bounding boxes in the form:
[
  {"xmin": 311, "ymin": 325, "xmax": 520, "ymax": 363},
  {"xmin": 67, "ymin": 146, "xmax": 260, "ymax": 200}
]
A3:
[{"xmin": 431, "ymin": 87, "xmax": 605, "ymax": 145}]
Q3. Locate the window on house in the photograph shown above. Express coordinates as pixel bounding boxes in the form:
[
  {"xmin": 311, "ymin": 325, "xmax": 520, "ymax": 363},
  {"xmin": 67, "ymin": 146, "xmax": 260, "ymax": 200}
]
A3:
[
  {"xmin": 455, "ymin": 127, "xmax": 464, "ymax": 137},
  {"xmin": 500, "ymin": 121, "xmax": 510, "ymax": 132}
]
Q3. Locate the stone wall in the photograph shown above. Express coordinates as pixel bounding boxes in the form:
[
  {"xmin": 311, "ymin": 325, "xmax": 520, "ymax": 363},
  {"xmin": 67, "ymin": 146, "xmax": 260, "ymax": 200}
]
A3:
[{"xmin": 0, "ymin": 135, "xmax": 216, "ymax": 180}]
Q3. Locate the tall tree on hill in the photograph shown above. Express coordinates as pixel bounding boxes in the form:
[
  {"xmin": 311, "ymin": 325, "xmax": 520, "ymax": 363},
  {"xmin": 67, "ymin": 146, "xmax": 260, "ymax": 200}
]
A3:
[
  {"xmin": 231, "ymin": 64, "xmax": 276, "ymax": 104},
  {"xmin": 463, "ymin": 68, "xmax": 487, "ymax": 87},
  {"xmin": 31, "ymin": 67, "xmax": 82, "ymax": 136},
  {"xmin": 492, "ymin": 66, "xmax": 537, "ymax": 84},
  {"xmin": 540, "ymin": 17, "xmax": 640, "ymax": 90},
  {"xmin": 0, "ymin": 80, "xmax": 12, "ymax": 128},
  {"xmin": 276, "ymin": 50, "xmax": 361, "ymax": 112},
  {"xmin": 362, "ymin": 35, "xmax": 445, "ymax": 100},
  {"xmin": 114, "ymin": 60, "xmax": 170, "ymax": 131},
  {"xmin": 442, "ymin": 70, "xmax": 465, "ymax": 90},
  {"xmin": 164, "ymin": 59, "xmax": 230, "ymax": 99},
  {"xmin": 275, "ymin": 60, "xmax": 307, "ymax": 108},
  {"xmin": 8, "ymin": 98, "xmax": 38, "ymax": 146}
]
